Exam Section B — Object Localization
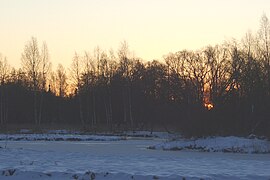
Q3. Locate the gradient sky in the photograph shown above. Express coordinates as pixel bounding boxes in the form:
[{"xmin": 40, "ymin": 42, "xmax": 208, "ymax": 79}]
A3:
[{"xmin": 1, "ymin": 0, "xmax": 270, "ymax": 68}]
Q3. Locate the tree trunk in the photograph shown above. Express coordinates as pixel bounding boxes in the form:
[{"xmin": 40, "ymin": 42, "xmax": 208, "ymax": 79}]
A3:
[
  {"xmin": 4, "ymin": 89, "xmax": 8, "ymax": 124},
  {"xmin": 0, "ymin": 86, "xmax": 4, "ymax": 124},
  {"xmin": 123, "ymin": 88, "xmax": 127, "ymax": 124},
  {"xmin": 38, "ymin": 91, "xmax": 43, "ymax": 125},
  {"xmin": 86, "ymin": 89, "xmax": 90, "ymax": 124},
  {"xmin": 34, "ymin": 90, "xmax": 38, "ymax": 124},
  {"xmin": 78, "ymin": 93, "xmax": 84, "ymax": 125},
  {"xmin": 104, "ymin": 96, "xmax": 109, "ymax": 127},
  {"xmin": 128, "ymin": 86, "xmax": 133, "ymax": 130},
  {"xmin": 92, "ymin": 90, "xmax": 97, "ymax": 126},
  {"xmin": 108, "ymin": 92, "xmax": 113, "ymax": 130}
]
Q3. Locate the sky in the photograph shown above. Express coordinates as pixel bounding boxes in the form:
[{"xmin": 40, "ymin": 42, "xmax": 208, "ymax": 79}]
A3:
[{"xmin": 0, "ymin": 0, "xmax": 270, "ymax": 68}]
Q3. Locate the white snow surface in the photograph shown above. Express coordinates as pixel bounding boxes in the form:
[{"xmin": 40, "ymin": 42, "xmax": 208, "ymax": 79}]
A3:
[
  {"xmin": 150, "ymin": 136, "xmax": 270, "ymax": 153},
  {"xmin": 0, "ymin": 134, "xmax": 270, "ymax": 179}
]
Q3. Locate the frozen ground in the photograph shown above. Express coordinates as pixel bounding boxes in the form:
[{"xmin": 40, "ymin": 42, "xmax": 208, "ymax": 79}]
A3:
[
  {"xmin": 0, "ymin": 130, "xmax": 175, "ymax": 142},
  {"xmin": 1, "ymin": 139, "xmax": 270, "ymax": 179},
  {"xmin": 150, "ymin": 136, "xmax": 270, "ymax": 154},
  {"xmin": 0, "ymin": 169, "xmax": 185, "ymax": 180},
  {"xmin": 0, "ymin": 134, "xmax": 124, "ymax": 141},
  {"xmin": 124, "ymin": 131, "xmax": 180, "ymax": 139}
]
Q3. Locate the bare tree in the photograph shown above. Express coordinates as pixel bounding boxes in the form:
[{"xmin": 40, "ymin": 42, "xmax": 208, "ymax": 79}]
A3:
[
  {"xmin": 82, "ymin": 51, "xmax": 93, "ymax": 125},
  {"xmin": 70, "ymin": 52, "xmax": 84, "ymax": 125},
  {"xmin": 108, "ymin": 49, "xmax": 118, "ymax": 80},
  {"xmin": 21, "ymin": 37, "xmax": 41, "ymax": 124},
  {"xmin": 184, "ymin": 50, "xmax": 209, "ymax": 106},
  {"xmin": 55, "ymin": 64, "xmax": 68, "ymax": 123},
  {"xmin": 48, "ymin": 71, "xmax": 58, "ymax": 95},
  {"xmin": 0, "ymin": 55, "xmax": 10, "ymax": 124},
  {"xmin": 0, "ymin": 55, "xmax": 10, "ymax": 84},
  {"xmin": 118, "ymin": 41, "xmax": 134, "ymax": 129},
  {"xmin": 38, "ymin": 42, "xmax": 51, "ymax": 124},
  {"xmin": 21, "ymin": 37, "xmax": 41, "ymax": 90},
  {"xmin": 118, "ymin": 41, "xmax": 132, "ymax": 77},
  {"xmin": 56, "ymin": 64, "xmax": 68, "ymax": 97},
  {"xmin": 227, "ymin": 45, "xmax": 244, "ymax": 98},
  {"xmin": 40, "ymin": 42, "xmax": 51, "ymax": 90},
  {"xmin": 94, "ymin": 46, "xmax": 101, "ymax": 77},
  {"xmin": 70, "ymin": 52, "xmax": 82, "ymax": 90},
  {"xmin": 99, "ymin": 51, "xmax": 113, "ymax": 128},
  {"xmin": 204, "ymin": 45, "xmax": 231, "ymax": 106},
  {"xmin": 257, "ymin": 14, "xmax": 270, "ymax": 95},
  {"xmin": 164, "ymin": 51, "xmax": 187, "ymax": 103}
]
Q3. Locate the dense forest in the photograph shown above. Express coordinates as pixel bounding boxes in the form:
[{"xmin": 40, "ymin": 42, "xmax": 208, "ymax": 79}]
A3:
[{"xmin": 1, "ymin": 15, "xmax": 270, "ymax": 137}]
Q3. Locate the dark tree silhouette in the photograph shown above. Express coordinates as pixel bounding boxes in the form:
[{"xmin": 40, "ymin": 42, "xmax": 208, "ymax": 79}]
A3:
[{"xmin": 1, "ymin": 15, "xmax": 270, "ymax": 137}]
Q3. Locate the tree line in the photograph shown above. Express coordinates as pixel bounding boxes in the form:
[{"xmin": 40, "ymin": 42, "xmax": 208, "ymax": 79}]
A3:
[{"xmin": 1, "ymin": 15, "xmax": 270, "ymax": 137}]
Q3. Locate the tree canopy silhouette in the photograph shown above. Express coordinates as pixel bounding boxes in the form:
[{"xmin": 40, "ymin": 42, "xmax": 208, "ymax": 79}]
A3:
[{"xmin": 1, "ymin": 15, "xmax": 270, "ymax": 137}]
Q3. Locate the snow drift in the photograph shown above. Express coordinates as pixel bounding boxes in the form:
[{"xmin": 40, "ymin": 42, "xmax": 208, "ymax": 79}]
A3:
[
  {"xmin": 149, "ymin": 136, "xmax": 270, "ymax": 154},
  {"xmin": 0, "ymin": 134, "xmax": 125, "ymax": 142}
]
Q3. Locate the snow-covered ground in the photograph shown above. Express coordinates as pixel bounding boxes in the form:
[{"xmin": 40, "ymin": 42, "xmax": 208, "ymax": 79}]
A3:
[
  {"xmin": 0, "ymin": 130, "xmax": 176, "ymax": 142},
  {"xmin": 149, "ymin": 136, "xmax": 270, "ymax": 154},
  {"xmin": 1, "ymin": 139, "xmax": 270, "ymax": 179},
  {"xmin": 0, "ymin": 169, "xmax": 184, "ymax": 180},
  {"xmin": 124, "ymin": 131, "xmax": 180, "ymax": 139},
  {"xmin": 1, "ymin": 132, "xmax": 270, "ymax": 179},
  {"xmin": 0, "ymin": 134, "xmax": 125, "ymax": 142}
]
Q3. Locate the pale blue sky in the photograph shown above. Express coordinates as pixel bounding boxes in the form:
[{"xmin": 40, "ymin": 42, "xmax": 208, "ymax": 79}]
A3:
[{"xmin": 0, "ymin": 0, "xmax": 270, "ymax": 68}]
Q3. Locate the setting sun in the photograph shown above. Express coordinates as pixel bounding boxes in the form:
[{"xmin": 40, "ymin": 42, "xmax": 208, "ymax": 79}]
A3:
[{"xmin": 205, "ymin": 103, "xmax": 214, "ymax": 110}]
